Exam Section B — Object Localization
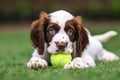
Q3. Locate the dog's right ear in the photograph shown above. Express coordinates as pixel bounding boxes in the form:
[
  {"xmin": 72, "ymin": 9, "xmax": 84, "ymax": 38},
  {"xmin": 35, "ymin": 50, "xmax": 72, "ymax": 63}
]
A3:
[{"xmin": 30, "ymin": 12, "xmax": 49, "ymax": 55}]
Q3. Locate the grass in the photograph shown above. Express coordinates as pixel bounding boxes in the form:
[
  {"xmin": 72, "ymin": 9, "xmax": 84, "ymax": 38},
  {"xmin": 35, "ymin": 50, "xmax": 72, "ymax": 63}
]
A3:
[{"xmin": 0, "ymin": 27, "xmax": 120, "ymax": 80}]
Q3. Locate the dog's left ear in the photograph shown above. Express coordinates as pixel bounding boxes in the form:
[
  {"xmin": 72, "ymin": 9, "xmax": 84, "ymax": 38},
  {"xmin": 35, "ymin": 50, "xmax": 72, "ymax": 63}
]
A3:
[{"xmin": 74, "ymin": 16, "xmax": 89, "ymax": 57}]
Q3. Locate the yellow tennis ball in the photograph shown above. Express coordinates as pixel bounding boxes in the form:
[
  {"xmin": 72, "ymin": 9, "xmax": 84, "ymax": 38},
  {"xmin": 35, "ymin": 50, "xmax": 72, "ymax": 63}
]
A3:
[{"xmin": 50, "ymin": 52, "xmax": 72, "ymax": 68}]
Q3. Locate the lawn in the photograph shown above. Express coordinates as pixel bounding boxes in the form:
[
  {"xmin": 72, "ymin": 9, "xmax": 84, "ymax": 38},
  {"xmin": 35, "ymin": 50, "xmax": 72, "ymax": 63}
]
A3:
[{"xmin": 0, "ymin": 26, "xmax": 120, "ymax": 80}]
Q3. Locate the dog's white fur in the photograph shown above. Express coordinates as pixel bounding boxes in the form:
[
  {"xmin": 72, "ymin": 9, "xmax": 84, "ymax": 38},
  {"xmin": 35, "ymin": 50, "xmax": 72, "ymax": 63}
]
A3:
[{"xmin": 27, "ymin": 10, "xmax": 119, "ymax": 69}]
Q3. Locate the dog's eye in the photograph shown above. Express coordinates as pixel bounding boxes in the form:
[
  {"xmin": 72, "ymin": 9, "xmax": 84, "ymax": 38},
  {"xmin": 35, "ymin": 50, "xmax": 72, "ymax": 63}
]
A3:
[
  {"xmin": 49, "ymin": 28, "xmax": 56, "ymax": 35},
  {"xmin": 67, "ymin": 29, "xmax": 73, "ymax": 36}
]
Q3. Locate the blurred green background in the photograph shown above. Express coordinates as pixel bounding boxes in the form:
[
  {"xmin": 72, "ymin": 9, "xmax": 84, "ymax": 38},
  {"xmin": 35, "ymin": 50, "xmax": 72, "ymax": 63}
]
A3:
[
  {"xmin": 0, "ymin": 0, "xmax": 120, "ymax": 22},
  {"xmin": 0, "ymin": 1, "xmax": 120, "ymax": 80}
]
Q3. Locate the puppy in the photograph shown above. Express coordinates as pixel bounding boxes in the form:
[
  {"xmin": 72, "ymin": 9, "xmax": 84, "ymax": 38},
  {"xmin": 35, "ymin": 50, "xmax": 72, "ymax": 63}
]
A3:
[{"xmin": 27, "ymin": 10, "xmax": 118, "ymax": 69}]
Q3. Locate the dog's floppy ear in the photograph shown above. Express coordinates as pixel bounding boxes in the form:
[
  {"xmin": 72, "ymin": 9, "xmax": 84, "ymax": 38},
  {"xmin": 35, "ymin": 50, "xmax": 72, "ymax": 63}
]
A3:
[
  {"xmin": 74, "ymin": 16, "xmax": 89, "ymax": 57},
  {"xmin": 30, "ymin": 12, "xmax": 49, "ymax": 55}
]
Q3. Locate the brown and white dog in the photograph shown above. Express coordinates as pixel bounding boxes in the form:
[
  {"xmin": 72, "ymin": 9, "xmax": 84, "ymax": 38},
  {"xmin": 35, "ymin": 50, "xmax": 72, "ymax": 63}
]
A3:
[{"xmin": 27, "ymin": 10, "xmax": 118, "ymax": 69}]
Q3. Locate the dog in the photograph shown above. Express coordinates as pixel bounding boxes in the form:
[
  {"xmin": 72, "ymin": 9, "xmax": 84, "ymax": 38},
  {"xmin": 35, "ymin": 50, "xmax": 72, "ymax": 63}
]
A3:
[{"xmin": 27, "ymin": 10, "xmax": 119, "ymax": 69}]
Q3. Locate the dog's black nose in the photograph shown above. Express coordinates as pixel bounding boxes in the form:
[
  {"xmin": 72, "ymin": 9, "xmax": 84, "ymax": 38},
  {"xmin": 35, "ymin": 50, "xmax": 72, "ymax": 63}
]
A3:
[{"xmin": 55, "ymin": 41, "xmax": 68, "ymax": 52}]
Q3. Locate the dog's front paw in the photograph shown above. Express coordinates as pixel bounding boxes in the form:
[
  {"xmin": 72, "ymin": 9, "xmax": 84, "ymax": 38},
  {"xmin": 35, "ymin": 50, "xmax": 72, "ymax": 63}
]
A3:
[
  {"xmin": 72, "ymin": 58, "xmax": 89, "ymax": 68},
  {"xmin": 27, "ymin": 57, "xmax": 48, "ymax": 69},
  {"xmin": 64, "ymin": 62, "xmax": 74, "ymax": 69},
  {"xmin": 64, "ymin": 58, "xmax": 89, "ymax": 69}
]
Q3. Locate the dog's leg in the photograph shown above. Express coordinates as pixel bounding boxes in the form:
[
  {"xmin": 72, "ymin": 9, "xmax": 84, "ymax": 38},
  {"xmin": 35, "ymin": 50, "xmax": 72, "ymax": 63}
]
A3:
[
  {"xmin": 101, "ymin": 49, "xmax": 119, "ymax": 61},
  {"xmin": 27, "ymin": 49, "xmax": 48, "ymax": 69},
  {"xmin": 64, "ymin": 53, "xmax": 96, "ymax": 69},
  {"xmin": 93, "ymin": 31, "xmax": 117, "ymax": 43}
]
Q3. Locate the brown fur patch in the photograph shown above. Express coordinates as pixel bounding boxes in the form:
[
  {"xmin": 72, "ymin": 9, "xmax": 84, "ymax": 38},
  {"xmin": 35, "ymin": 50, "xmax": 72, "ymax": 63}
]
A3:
[
  {"xmin": 65, "ymin": 20, "xmax": 77, "ymax": 42},
  {"xmin": 30, "ymin": 12, "xmax": 49, "ymax": 55},
  {"xmin": 65, "ymin": 16, "xmax": 88, "ymax": 57},
  {"xmin": 74, "ymin": 16, "xmax": 89, "ymax": 57},
  {"xmin": 45, "ymin": 23, "xmax": 60, "ymax": 43}
]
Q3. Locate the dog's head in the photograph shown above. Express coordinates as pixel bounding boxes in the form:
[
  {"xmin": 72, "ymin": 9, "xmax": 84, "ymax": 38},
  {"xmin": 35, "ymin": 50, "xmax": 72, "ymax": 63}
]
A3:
[{"xmin": 30, "ymin": 10, "xmax": 89, "ymax": 57}]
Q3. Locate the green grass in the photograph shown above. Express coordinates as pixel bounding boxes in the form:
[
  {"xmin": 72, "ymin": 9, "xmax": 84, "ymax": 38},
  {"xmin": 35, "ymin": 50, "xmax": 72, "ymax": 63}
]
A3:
[{"xmin": 0, "ymin": 27, "xmax": 120, "ymax": 80}]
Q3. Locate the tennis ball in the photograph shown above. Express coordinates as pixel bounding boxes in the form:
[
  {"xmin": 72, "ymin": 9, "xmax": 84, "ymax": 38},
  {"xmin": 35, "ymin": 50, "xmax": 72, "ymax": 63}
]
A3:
[{"xmin": 50, "ymin": 52, "xmax": 72, "ymax": 68}]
